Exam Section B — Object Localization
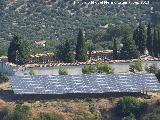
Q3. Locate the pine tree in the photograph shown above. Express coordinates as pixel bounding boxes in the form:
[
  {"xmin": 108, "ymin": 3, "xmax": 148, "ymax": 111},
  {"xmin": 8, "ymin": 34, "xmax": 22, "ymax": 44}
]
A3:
[
  {"xmin": 113, "ymin": 39, "xmax": 118, "ymax": 60},
  {"xmin": 63, "ymin": 40, "xmax": 74, "ymax": 63},
  {"xmin": 121, "ymin": 35, "xmax": 139, "ymax": 60},
  {"xmin": 75, "ymin": 29, "xmax": 87, "ymax": 62},
  {"xmin": 146, "ymin": 23, "xmax": 153, "ymax": 56},
  {"xmin": 153, "ymin": 28, "xmax": 159, "ymax": 57}
]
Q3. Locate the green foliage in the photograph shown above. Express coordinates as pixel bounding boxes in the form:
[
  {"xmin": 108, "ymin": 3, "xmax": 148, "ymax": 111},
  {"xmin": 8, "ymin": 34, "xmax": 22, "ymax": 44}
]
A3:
[
  {"xmin": 0, "ymin": 72, "xmax": 9, "ymax": 83},
  {"xmin": 120, "ymin": 35, "xmax": 139, "ymax": 60},
  {"xmin": 56, "ymin": 40, "xmax": 74, "ymax": 63},
  {"xmin": 142, "ymin": 113, "xmax": 160, "ymax": 120},
  {"xmin": 133, "ymin": 23, "xmax": 146, "ymax": 55},
  {"xmin": 155, "ymin": 69, "xmax": 160, "ymax": 82},
  {"xmin": 145, "ymin": 64, "xmax": 158, "ymax": 73},
  {"xmin": 113, "ymin": 39, "xmax": 118, "ymax": 60},
  {"xmin": 58, "ymin": 68, "xmax": 68, "ymax": 75},
  {"xmin": 153, "ymin": 29, "xmax": 159, "ymax": 57},
  {"xmin": 34, "ymin": 112, "xmax": 64, "ymax": 120},
  {"xmin": 6, "ymin": 104, "xmax": 32, "ymax": 120},
  {"xmin": 8, "ymin": 35, "xmax": 30, "ymax": 65},
  {"xmin": 75, "ymin": 29, "xmax": 87, "ymax": 62},
  {"xmin": 63, "ymin": 40, "xmax": 74, "ymax": 63},
  {"xmin": 122, "ymin": 113, "xmax": 136, "ymax": 120},
  {"xmin": 96, "ymin": 64, "xmax": 114, "ymax": 74},
  {"xmin": 82, "ymin": 65, "xmax": 96, "ymax": 74},
  {"xmin": 116, "ymin": 96, "xmax": 148, "ymax": 117},
  {"xmin": 129, "ymin": 60, "xmax": 143, "ymax": 73},
  {"xmin": 146, "ymin": 23, "xmax": 153, "ymax": 56},
  {"xmin": 29, "ymin": 69, "xmax": 36, "ymax": 75},
  {"xmin": 85, "ymin": 40, "xmax": 95, "ymax": 59},
  {"xmin": 0, "ymin": 48, "xmax": 7, "ymax": 56}
]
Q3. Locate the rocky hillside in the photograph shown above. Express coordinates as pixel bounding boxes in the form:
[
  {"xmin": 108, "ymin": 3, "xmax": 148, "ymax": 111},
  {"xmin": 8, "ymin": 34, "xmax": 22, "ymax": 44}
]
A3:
[{"xmin": 0, "ymin": 0, "xmax": 152, "ymax": 48}]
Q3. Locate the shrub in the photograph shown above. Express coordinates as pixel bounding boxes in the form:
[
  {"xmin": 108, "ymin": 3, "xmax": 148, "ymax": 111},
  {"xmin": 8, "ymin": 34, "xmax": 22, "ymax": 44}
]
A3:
[
  {"xmin": 145, "ymin": 64, "xmax": 158, "ymax": 73},
  {"xmin": 155, "ymin": 69, "xmax": 160, "ymax": 82},
  {"xmin": 96, "ymin": 64, "xmax": 114, "ymax": 74},
  {"xmin": 6, "ymin": 104, "xmax": 32, "ymax": 120},
  {"xmin": 115, "ymin": 96, "xmax": 148, "ymax": 117},
  {"xmin": 82, "ymin": 65, "xmax": 96, "ymax": 74},
  {"xmin": 35, "ymin": 112, "xmax": 65, "ymax": 120},
  {"xmin": 0, "ymin": 72, "xmax": 9, "ymax": 83},
  {"xmin": 58, "ymin": 68, "xmax": 68, "ymax": 75},
  {"xmin": 29, "ymin": 69, "xmax": 36, "ymax": 75},
  {"xmin": 129, "ymin": 59, "xmax": 143, "ymax": 73},
  {"xmin": 122, "ymin": 113, "xmax": 136, "ymax": 120},
  {"xmin": 142, "ymin": 113, "xmax": 160, "ymax": 120}
]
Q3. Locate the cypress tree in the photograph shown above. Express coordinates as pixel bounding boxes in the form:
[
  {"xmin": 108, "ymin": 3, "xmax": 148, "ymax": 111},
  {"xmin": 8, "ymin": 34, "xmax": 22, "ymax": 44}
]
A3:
[
  {"xmin": 113, "ymin": 39, "xmax": 118, "ymax": 60},
  {"xmin": 8, "ymin": 35, "xmax": 21, "ymax": 64},
  {"xmin": 121, "ymin": 35, "xmax": 139, "ymax": 60},
  {"xmin": 133, "ymin": 28, "xmax": 139, "ymax": 47},
  {"xmin": 137, "ymin": 23, "xmax": 146, "ymax": 55},
  {"xmin": 63, "ymin": 40, "xmax": 74, "ymax": 63},
  {"xmin": 153, "ymin": 28, "xmax": 159, "ymax": 57},
  {"xmin": 158, "ymin": 29, "xmax": 160, "ymax": 57},
  {"xmin": 75, "ymin": 29, "xmax": 87, "ymax": 62},
  {"xmin": 146, "ymin": 23, "xmax": 153, "ymax": 56}
]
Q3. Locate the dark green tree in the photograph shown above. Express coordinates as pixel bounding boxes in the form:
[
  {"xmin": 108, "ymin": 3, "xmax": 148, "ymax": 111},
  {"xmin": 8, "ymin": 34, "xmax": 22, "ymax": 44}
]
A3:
[
  {"xmin": 8, "ymin": 35, "xmax": 30, "ymax": 65},
  {"xmin": 153, "ymin": 28, "xmax": 159, "ymax": 57},
  {"xmin": 146, "ymin": 23, "xmax": 153, "ymax": 56},
  {"xmin": 137, "ymin": 23, "xmax": 146, "ymax": 54},
  {"xmin": 18, "ymin": 41, "xmax": 30, "ymax": 65},
  {"xmin": 121, "ymin": 35, "xmax": 139, "ymax": 60},
  {"xmin": 158, "ymin": 29, "xmax": 160, "ymax": 57},
  {"xmin": 85, "ymin": 39, "xmax": 95, "ymax": 60},
  {"xmin": 75, "ymin": 29, "xmax": 87, "ymax": 62},
  {"xmin": 133, "ymin": 28, "xmax": 139, "ymax": 47},
  {"xmin": 63, "ymin": 40, "xmax": 74, "ymax": 63},
  {"xmin": 8, "ymin": 35, "xmax": 21, "ymax": 64},
  {"xmin": 113, "ymin": 39, "xmax": 118, "ymax": 60}
]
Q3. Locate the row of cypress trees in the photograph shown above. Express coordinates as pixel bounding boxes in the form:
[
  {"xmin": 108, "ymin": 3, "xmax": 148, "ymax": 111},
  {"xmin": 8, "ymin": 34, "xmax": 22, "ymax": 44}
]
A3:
[{"xmin": 113, "ymin": 23, "xmax": 160, "ymax": 60}]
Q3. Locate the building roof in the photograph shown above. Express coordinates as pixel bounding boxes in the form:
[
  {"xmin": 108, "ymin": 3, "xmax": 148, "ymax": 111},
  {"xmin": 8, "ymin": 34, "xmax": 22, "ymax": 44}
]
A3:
[{"xmin": 9, "ymin": 73, "xmax": 160, "ymax": 94}]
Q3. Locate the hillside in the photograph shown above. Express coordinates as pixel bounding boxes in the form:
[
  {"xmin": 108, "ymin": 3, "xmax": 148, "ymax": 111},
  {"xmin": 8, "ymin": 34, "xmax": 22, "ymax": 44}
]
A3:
[{"xmin": 0, "ymin": 0, "xmax": 153, "ymax": 48}]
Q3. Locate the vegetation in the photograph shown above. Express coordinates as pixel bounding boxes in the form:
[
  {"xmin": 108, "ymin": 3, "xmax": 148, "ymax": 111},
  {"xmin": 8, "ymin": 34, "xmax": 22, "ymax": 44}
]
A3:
[
  {"xmin": 96, "ymin": 64, "xmax": 114, "ymax": 74},
  {"xmin": 56, "ymin": 40, "xmax": 74, "ymax": 63},
  {"xmin": 145, "ymin": 64, "xmax": 158, "ymax": 74},
  {"xmin": 155, "ymin": 69, "xmax": 160, "ymax": 82},
  {"xmin": 122, "ymin": 113, "xmax": 136, "ymax": 120},
  {"xmin": 129, "ymin": 60, "xmax": 143, "ymax": 73},
  {"xmin": 120, "ymin": 35, "xmax": 139, "ymax": 60},
  {"xmin": 0, "ymin": 72, "xmax": 9, "ymax": 83},
  {"xmin": 116, "ymin": 96, "xmax": 147, "ymax": 117},
  {"xmin": 146, "ymin": 23, "xmax": 153, "ymax": 56},
  {"xmin": 82, "ymin": 65, "xmax": 97, "ymax": 74},
  {"xmin": 75, "ymin": 29, "xmax": 87, "ymax": 62},
  {"xmin": 8, "ymin": 35, "xmax": 30, "ymax": 65},
  {"xmin": 58, "ymin": 68, "xmax": 68, "ymax": 75},
  {"xmin": 142, "ymin": 113, "xmax": 160, "ymax": 120},
  {"xmin": 29, "ymin": 69, "xmax": 36, "ymax": 76},
  {"xmin": 34, "ymin": 112, "xmax": 65, "ymax": 120},
  {"xmin": 5, "ymin": 104, "xmax": 32, "ymax": 120}
]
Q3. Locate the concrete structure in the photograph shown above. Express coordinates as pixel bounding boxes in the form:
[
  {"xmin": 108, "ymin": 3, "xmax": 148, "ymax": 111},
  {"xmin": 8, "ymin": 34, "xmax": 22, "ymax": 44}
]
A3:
[
  {"xmin": 91, "ymin": 50, "xmax": 113, "ymax": 61},
  {"xmin": 0, "ymin": 61, "xmax": 16, "ymax": 75},
  {"xmin": 0, "ymin": 50, "xmax": 113, "ymax": 64}
]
